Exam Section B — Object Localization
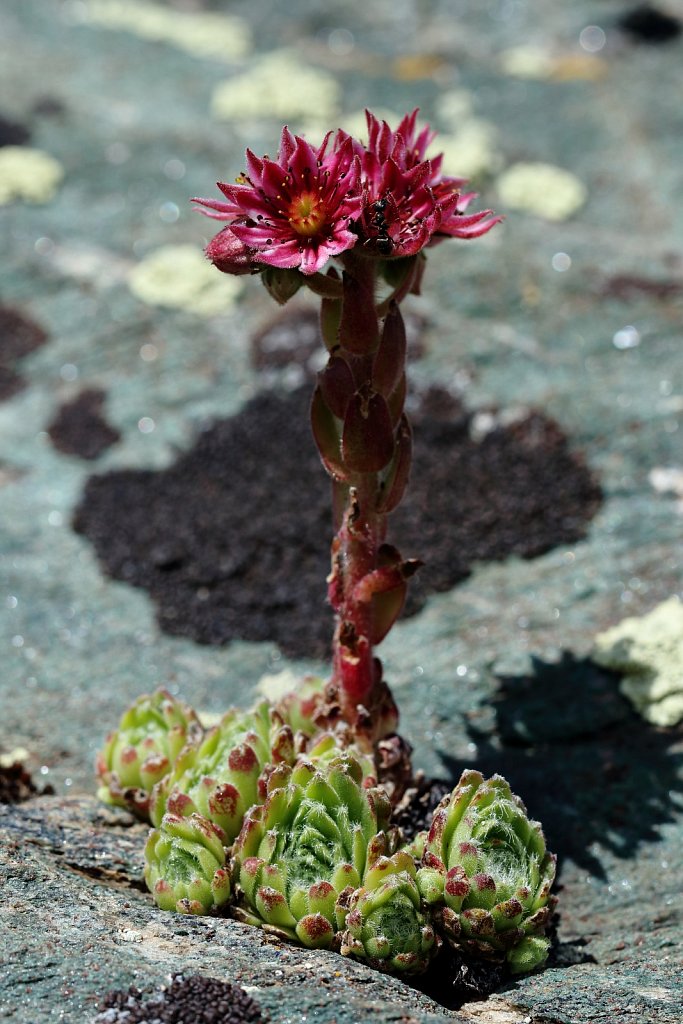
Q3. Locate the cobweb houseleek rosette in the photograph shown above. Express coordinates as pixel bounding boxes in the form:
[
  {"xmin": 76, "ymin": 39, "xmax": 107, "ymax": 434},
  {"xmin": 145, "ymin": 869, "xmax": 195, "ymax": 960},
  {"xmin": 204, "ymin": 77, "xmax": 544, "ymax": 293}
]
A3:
[
  {"xmin": 96, "ymin": 689, "xmax": 203, "ymax": 820},
  {"xmin": 232, "ymin": 754, "xmax": 393, "ymax": 949},
  {"xmin": 150, "ymin": 700, "xmax": 295, "ymax": 843},
  {"xmin": 145, "ymin": 811, "xmax": 231, "ymax": 915},
  {"xmin": 303, "ymin": 732, "xmax": 378, "ymax": 786},
  {"xmin": 337, "ymin": 850, "xmax": 439, "ymax": 974},
  {"xmin": 417, "ymin": 770, "xmax": 557, "ymax": 974}
]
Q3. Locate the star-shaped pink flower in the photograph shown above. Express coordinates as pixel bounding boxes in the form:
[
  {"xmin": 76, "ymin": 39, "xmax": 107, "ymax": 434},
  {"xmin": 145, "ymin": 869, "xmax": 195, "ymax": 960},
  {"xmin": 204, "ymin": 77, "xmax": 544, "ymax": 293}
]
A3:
[{"xmin": 194, "ymin": 128, "xmax": 363, "ymax": 275}]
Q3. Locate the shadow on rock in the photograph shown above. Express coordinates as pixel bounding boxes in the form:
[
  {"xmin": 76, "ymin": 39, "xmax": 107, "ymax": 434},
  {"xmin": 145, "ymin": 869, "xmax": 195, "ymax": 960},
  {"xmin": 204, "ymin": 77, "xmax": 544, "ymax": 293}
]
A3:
[{"xmin": 439, "ymin": 654, "xmax": 683, "ymax": 876}]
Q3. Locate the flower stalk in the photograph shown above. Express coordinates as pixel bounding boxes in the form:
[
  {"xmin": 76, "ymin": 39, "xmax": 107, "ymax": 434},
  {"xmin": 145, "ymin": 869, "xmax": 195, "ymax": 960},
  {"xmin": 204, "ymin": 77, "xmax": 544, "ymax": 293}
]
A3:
[
  {"xmin": 315, "ymin": 257, "xmax": 418, "ymax": 745},
  {"xmin": 194, "ymin": 109, "xmax": 502, "ymax": 756}
]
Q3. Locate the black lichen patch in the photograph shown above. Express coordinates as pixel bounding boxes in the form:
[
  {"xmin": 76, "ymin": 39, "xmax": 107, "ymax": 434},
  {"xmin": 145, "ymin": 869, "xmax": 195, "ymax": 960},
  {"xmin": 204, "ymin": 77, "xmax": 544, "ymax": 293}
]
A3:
[
  {"xmin": 600, "ymin": 273, "xmax": 683, "ymax": 302},
  {"xmin": 0, "ymin": 306, "xmax": 49, "ymax": 400},
  {"xmin": 48, "ymin": 388, "xmax": 121, "ymax": 460},
  {"xmin": 32, "ymin": 96, "xmax": 67, "ymax": 117},
  {"xmin": 0, "ymin": 366, "xmax": 25, "ymax": 402},
  {"xmin": 399, "ymin": 401, "xmax": 602, "ymax": 617},
  {"xmin": 96, "ymin": 974, "xmax": 267, "ymax": 1023},
  {"xmin": 0, "ymin": 113, "xmax": 31, "ymax": 147},
  {"xmin": 74, "ymin": 386, "xmax": 601, "ymax": 659},
  {"xmin": 0, "ymin": 761, "xmax": 54, "ymax": 804},
  {"xmin": 618, "ymin": 4, "xmax": 682, "ymax": 43}
]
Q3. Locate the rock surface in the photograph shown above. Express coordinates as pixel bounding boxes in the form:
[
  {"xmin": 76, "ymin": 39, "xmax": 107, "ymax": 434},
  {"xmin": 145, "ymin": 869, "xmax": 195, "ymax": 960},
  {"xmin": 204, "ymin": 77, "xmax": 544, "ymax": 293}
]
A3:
[{"xmin": 1, "ymin": 0, "xmax": 683, "ymax": 1022}]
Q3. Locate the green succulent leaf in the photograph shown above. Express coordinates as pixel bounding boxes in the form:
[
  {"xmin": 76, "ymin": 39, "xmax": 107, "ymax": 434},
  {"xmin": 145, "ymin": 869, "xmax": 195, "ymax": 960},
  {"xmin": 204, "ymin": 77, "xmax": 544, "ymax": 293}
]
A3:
[{"xmin": 274, "ymin": 675, "xmax": 326, "ymax": 737}]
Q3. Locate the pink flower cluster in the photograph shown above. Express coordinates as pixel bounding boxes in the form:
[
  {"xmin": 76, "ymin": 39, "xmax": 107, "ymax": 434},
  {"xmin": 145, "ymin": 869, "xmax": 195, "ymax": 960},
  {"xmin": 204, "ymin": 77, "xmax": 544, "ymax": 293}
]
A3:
[{"xmin": 194, "ymin": 110, "xmax": 501, "ymax": 277}]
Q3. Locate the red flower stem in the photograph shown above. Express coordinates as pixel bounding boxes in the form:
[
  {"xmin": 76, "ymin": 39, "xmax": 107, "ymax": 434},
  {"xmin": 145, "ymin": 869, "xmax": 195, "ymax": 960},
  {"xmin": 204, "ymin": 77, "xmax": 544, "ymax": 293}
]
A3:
[
  {"xmin": 330, "ymin": 477, "xmax": 386, "ymax": 720},
  {"xmin": 325, "ymin": 255, "xmax": 407, "ymax": 737}
]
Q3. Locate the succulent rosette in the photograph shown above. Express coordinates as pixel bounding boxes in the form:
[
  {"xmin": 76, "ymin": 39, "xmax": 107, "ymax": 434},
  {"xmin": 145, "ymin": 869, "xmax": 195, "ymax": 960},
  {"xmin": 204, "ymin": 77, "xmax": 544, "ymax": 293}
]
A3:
[
  {"xmin": 416, "ymin": 770, "xmax": 556, "ymax": 973},
  {"xmin": 232, "ymin": 754, "xmax": 392, "ymax": 949},
  {"xmin": 144, "ymin": 811, "xmax": 231, "ymax": 915},
  {"xmin": 96, "ymin": 689, "xmax": 203, "ymax": 820},
  {"xmin": 275, "ymin": 675, "xmax": 326, "ymax": 738},
  {"xmin": 401, "ymin": 829, "xmax": 428, "ymax": 862},
  {"xmin": 150, "ymin": 701, "xmax": 295, "ymax": 843},
  {"xmin": 338, "ymin": 850, "xmax": 439, "ymax": 974},
  {"xmin": 304, "ymin": 732, "xmax": 378, "ymax": 786}
]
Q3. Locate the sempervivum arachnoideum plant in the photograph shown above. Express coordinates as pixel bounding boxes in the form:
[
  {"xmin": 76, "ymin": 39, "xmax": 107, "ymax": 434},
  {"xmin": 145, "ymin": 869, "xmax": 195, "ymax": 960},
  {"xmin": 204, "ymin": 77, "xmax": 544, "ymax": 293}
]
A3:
[
  {"xmin": 417, "ymin": 770, "xmax": 557, "ymax": 974},
  {"xmin": 144, "ymin": 811, "xmax": 232, "ymax": 915},
  {"xmin": 232, "ymin": 753, "xmax": 393, "ymax": 949},
  {"xmin": 150, "ymin": 700, "xmax": 295, "ymax": 843},
  {"xmin": 338, "ymin": 849, "xmax": 439, "ymax": 974},
  {"xmin": 95, "ymin": 109, "xmax": 563, "ymax": 985},
  {"xmin": 96, "ymin": 689, "xmax": 203, "ymax": 820}
]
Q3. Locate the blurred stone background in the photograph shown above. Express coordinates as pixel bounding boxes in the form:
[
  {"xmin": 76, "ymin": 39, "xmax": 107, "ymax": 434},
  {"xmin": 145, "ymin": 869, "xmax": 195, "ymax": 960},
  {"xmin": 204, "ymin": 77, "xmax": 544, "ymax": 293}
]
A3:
[{"xmin": 1, "ymin": 1, "xmax": 682, "ymax": 1022}]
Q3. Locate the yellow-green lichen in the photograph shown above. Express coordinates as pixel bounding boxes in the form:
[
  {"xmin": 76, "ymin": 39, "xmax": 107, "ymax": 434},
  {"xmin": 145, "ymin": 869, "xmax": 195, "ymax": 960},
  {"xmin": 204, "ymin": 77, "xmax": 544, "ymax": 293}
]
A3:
[
  {"xmin": 496, "ymin": 162, "xmax": 587, "ymax": 221},
  {"xmin": 435, "ymin": 90, "xmax": 475, "ymax": 127},
  {"xmin": 256, "ymin": 669, "xmax": 301, "ymax": 703},
  {"xmin": 0, "ymin": 147, "xmax": 64, "ymax": 205},
  {"xmin": 500, "ymin": 45, "xmax": 606, "ymax": 82},
  {"xmin": 593, "ymin": 596, "xmax": 683, "ymax": 727},
  {"xmin": 86, "ymin": 0, "xmax": 251, "ymax": 61},
  {"xmin": 211, "ymin": 51, "xmax": 340, "ymax": 123},
  {"xmin": 0, "ymin": 747, "xmax": 30, "ymax": 768},
  {"xmin": 340, "ymin": 108, "xmax": 402, "ymax": 143},
  {"xmin": 499, "ymin": 45, "xmax": 557, "ymax": 80},
  {"xmin": 128, "ymin": 245, "xmax": 242, "ymax": 317},
  {"xmin": 432, "ymin": 120, "xmax": 502, "ymax": 181}
]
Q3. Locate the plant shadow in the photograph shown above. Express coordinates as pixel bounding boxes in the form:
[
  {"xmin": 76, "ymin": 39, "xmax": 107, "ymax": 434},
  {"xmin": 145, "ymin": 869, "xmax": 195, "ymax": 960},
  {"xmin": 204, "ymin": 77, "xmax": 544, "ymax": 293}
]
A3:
[{"xmin": 438, "ymin": 653, "xmax": 683, "ymax": 877}]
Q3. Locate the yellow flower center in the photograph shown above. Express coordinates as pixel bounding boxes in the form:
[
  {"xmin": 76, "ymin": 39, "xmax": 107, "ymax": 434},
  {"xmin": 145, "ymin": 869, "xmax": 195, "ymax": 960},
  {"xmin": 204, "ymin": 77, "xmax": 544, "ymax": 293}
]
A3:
[{"xmin": 288, "ymin": 192, "xmax": 326, "ymax": 237}]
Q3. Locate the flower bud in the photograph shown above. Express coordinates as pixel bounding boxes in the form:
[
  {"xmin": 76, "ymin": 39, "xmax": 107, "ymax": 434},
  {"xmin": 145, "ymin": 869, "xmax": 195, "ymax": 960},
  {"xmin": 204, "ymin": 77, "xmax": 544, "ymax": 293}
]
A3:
[
  {"xmin": 262, "ymin": 266, "xmax": 304, "ymax": 304},
  {"xmin": 205, "ymin": 227, "xmax": 256, "ymax": 275}
]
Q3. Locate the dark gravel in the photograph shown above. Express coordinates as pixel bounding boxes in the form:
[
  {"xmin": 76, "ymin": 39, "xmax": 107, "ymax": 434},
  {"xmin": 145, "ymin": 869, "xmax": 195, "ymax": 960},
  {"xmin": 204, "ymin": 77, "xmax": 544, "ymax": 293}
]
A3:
[
  {"xmin": 618, "ymin": 4, "xmax": 682, "ymax": 43},
  {"xmin": 0, "ymin": 306, "xmax": 48, "ymax": 401},
  {"xmin": 96, "ymin": 974, "xmax": 267, "ymax": 1023},
  {"xmin": 0, "ymin": 761, "xmax": 54, "ymax": 804},
  {"xmin": 392, "ymin": 773, "xmax": 452, "ymax": 841},
  {"xmin": 0, "ymin": 113, "xmax": 30, "ymax": 147}
]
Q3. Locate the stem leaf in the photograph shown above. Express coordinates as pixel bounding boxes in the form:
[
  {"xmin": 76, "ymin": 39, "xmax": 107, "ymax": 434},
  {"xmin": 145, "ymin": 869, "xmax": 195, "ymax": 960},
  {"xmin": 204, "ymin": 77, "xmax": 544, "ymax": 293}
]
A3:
[{"xmin": 341, "ymin": 390, "xmax": 394, "ymax": 473}]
